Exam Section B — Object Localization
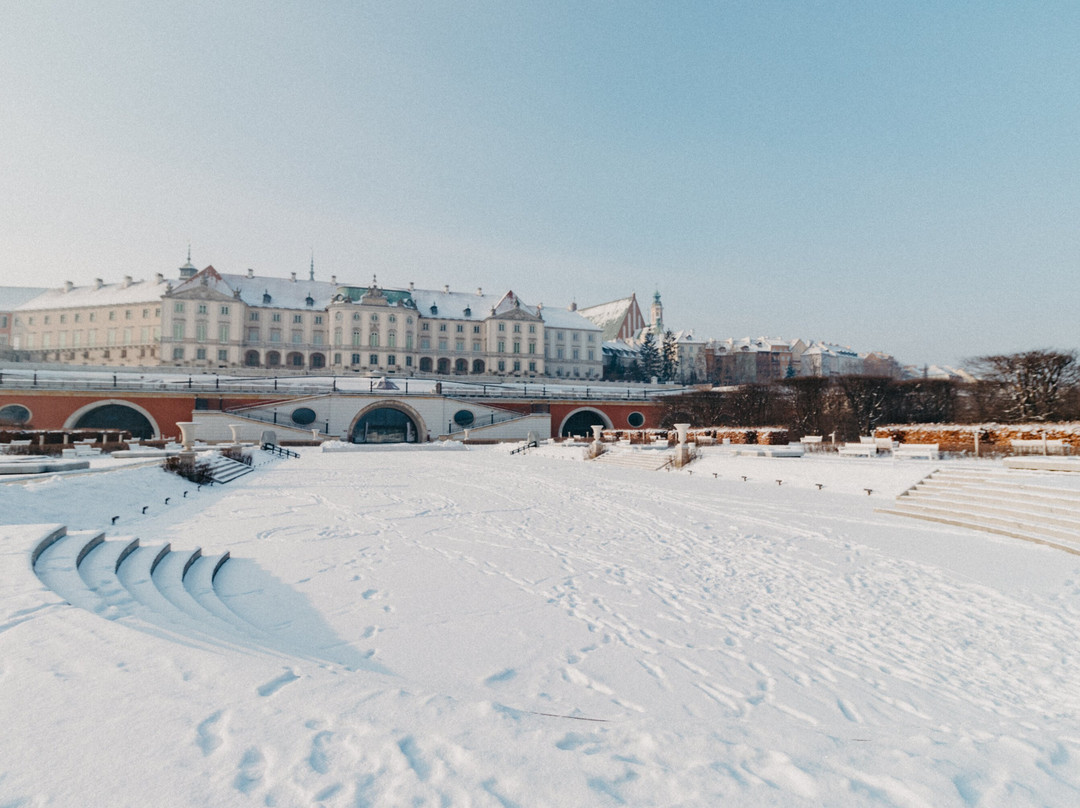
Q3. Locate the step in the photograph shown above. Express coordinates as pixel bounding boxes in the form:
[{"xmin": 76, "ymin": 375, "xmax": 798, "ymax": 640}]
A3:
[
  {"xmin": 904, "ymin": 489, "xmax": 1080, "ymax": 527},
  {"xmin": 77, "ymin": 537, "xmax": 142, "ymax": 616},
  {"xmin": 901, "ymin": 491, "xmax": 1080, "ymax": 533},
  {"xmin": 203, "ymin": 455, "xmax": 254, "ymax": 484},
  {"xmin": 917, "ymin": 475, "xmax": 1080, "ymax": 503},
  {"xmin": 593, "ymin": 451, "xmax": 673, "ymax": 470},
  {"xmin": 876, "ymin": 505, "xmax": 1080, "ymax": 555},
  {"xmin": 32, "ymin": 530, "xmax": 111, "ymax": 613},
  {"xmin": 881, "ymin": 500, "xmax": 1080, "ymax": 548},
  {"xmin": 183, "ymin": 553, "xmax": 269, "ymax": 638}
]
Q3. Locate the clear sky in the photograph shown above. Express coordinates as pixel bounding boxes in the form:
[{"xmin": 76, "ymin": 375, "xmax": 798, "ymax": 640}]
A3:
[{"xmin": 2, "ymin": 1, "xmax": 1078, "ymax": 369}]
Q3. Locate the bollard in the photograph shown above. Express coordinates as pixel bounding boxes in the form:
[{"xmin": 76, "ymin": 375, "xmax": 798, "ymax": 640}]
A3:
[
  {"xmin": 164, "ymin": 497, "xmax": 170, "ymax": 505},
  {"xmin": 142, "ymin": 506, "xmax": 148, "ymax": 514},
  {"xmin": 111, "ymin": 516, "xmax": 119, "ymax": 524},
  {"xmin": 183, "ymin": 491, "xmax": 188, "ymax": 498},
  {"xmin": 815, "ymin": 484, "xmax": 824, "ymax": 490}
]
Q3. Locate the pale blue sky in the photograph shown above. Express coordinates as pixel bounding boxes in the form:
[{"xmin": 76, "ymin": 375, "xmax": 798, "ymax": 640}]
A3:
[{"xmin": 2, "ymin": 1, "xmax": 1078, "ymax": 368}]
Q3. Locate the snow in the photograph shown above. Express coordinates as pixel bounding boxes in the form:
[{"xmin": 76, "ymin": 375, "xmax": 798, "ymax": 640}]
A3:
[{"xmin": 2, "ymin": 446, "xmax": 1080, "ymax": 806}]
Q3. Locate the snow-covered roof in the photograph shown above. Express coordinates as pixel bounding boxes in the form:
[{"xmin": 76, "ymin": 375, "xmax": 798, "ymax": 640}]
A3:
[
  {"xmin": 0, "ymin": 286, "xmax": 48, "ymax": 310},
  {"xmin": 409, "ymin": 287, "xmax": 510, "ymax": 320},
  {"xmin": 171, "ymin": 267, "xmax": 338, "ymax": 310},
  {"xmin": 537, "ymin": 305, "xmax": 601, "ymax": 331},
  {"xmin": 578, "ymin": 296, "xmax": 637, "ymax": 341},
  {"xmin": 15, "ymin": 277, "xmax": 172, "ymax": 311}
]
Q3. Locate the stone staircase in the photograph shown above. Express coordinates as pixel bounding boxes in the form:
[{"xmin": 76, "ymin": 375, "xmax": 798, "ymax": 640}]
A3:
[
  {"xmin": 203, "ymin": 453, "xmax": 254, "ymax": 484},
  {"xmin": 592, "ymin": 448, "xmax": 675, "ymax": 471},
  {"xmin": 876, "ymin": 468, "xmax": 1080, "ymax": 554}
]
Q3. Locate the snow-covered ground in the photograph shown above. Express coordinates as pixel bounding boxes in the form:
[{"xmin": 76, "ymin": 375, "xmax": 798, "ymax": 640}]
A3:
[{"xmin": 2, "ymin": 445, "xmax": 1079, "ymax": 806}]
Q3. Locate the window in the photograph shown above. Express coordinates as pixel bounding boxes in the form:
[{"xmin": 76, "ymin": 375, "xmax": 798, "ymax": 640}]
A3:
[
  {"xmin": 292, "ymin": 330, "xmax": 302, "ymax": 344},
  {"xmin": 74, "ymin": 313, "xmax": 81, "ymax": 322},
  {"xmin": 351, "ymin": 353, "xmax": 361, "ymax": 365},
  {"xmin": 249, "ymin": 312, "xmax": 259, "ymax": 321},
  {"xmin": 218, "ymin": 349, "xmax": 228, "ymax": 361},
  {"xmin": 248, "ymin": 327, "xmax": 259, "ymax": 341},
  {"xmin": 557, "ymin": 332, "xmax": 563, "ymax": 340},
  {"xmin": 557, "ymin": 347, "xmax": 564, "ymax": 359},
  {"xmin": 498, "ymin": 323, "xmax": 505, "ymax": 332},
  {"xmin": 387, "ymin": 355, "xmax": 396, "ymax": 365},
  {"xmin": 217, "ymin": 305, "xmax": 228, "ymax": 316},
  {"xmin": 369, "ymin": 353, "xmax": 378, "ymax": 365},
  {"xmin": 455, "ymin": 339, "xmax": 464, "ymax": 352},
  {"xmin": 313, "ymin": 332, "xmax": 324, "ymax": 345},
  {"xmin": 472, "ymin": 341, "xmax": 481, "ymax": 352},
  {"xmin": 498, "ymin": 360, "xmax": 505, "ymax": 371},
  {"xmin": 406, "ymin": 334, "xmax": 413, "ymax": 350},
  {"xmin": 421, "ymin": 337, "xmax": 430, "ymax": 349},
  {"xmin": 369, "ymin": 333, "xmax": 379, "ymax": 347},
  {"xmin": 513, "ymin": 360, "xmax": 521, "ymax": 371},
  {"xmin": 219, "ymin": 324, "xmax": 230, "ymax": 343},
  {"xmin": 456, "ymin": 324, "xmax": 463, "ymax": 332},
  {"xmin": 528, "ymin": 361, "xmax": 536, "ymax": 372},
  {"xmin": 196, "ymin": 323, "xmax": 207, "ymax": 342},
  {"xmin": 334, "ymin": 328, "xmax": 342, "ymax": 346},
  {"xmin": 497, "ymin": 341, "xmax": 505, "ymax": 353},
  {"xmin": 172, "ymin": 347, "xmax": 184, "ymax": 359},
  {"xmin": 125, "ymin": 309, "xmax": 132, "ymax": 319},
  {"xmin": 588, "ymin": 349, "xmax": 595, "ymax": 360},
  {"xmin": 353, "ymin": 313, "xmax": 361, "ymax": 321},
  {"xmin": 473, "ymin": 325, "xmax": 480, "ymax": 333},
  {"xmin": 314, "ymin": 315, "xmax": 323, "ymax": 324},
  {"xmin": 140, "ymin": 327, "xmax": 149, "ymax": 343},
  {"xmin": 88, "ymin": 313, "xmax": 94, "ymax": 322},
  {"xmin": 405, "ymin": 356, "xmax": 413, "ymax": 366},
  {"xmin": 513, "ymin": 342, "xmax": 520, "ymax": 353},
  {"xmin": 422, "ymin": 322, "xmax": 430, "ymax": 331},
  {"xmin": 293, "ymin": 314, "xmax": 303, "ymax": 324},
  {"xmin": 513, "ymin": 324, "xmax": 520, "ymax": 333},
  {"xmin": 196, "ymin": 347, "xmax": 206, "ymax": 360},
  {"xmin": 155, "ymin": 308, "xmax": 160, "ymax": 317},
  {"xmin": 572, "ymin": 348, "xmax": 580, "ymax": 360},
  {"xmin": 572, "ymin": 332, "xmax": 580, "ymax": 341},
  {"xmin": 142, "ymin": 309, "xmax": 149, "ymax": 318},
  {"xmin": 439, "ymin": 323, "xmax": 447, "ymax": 332},
  {"xmin": 389, "ymin": 315, "xmax": 396, "ymax": 323},
  {"xmin": 270, "ymin": 329, "xmax": 282, "ymax": 343},
  {"xmin": 60, "ymin": 314, "xmax": 66, "ymax": 324},
  {"xmin": 587, "ymin": 333, "xmax": 595, "ymax": 342},
  {"xmin": 173, "ymin": 322, "xmax": 185, "ymax": 339},
  {"xmin": 528, "ymin": 342, "xmax": 536, "ymax": 354},
  {"xmin": 370, "ymin": 314, "xmax": 379, "ymax": 322},
  {"xmin": 529, "ymin": 325, "xmax": 536, "ymax": 333},
  {"xmin": 352, "ymin": 330, "xmax": 361, "ymax": 346},
  {"xmin": 438, "ymin": 338, "xmax": 448, "ymax": 350},
  {"xmin": 174, "ymin": 302, "xmax": 185, "ymax": 313},
  {"xmin": 272, "ymin": 313, "xmax": 281, "ymax": 322},
  {"xmin": 198, "ymin": 304, "xmax": 208, "ymax": 315}
]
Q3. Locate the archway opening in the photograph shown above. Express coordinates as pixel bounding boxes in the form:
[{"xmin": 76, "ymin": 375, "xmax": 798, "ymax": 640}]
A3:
[
  {"xmin": 351, "ymin": 407, "xmax": 419, "ymax": 444},
  {"xmin": 437, "ymin": 358, "xmax": 450, "ymax": 374},
  {"xmin": 244, "ymin": 350, "xmax": 260, "ymax": 367},
  {"xmin": 560, "ymin": 409, "xmax": 608, "ymax": 438},
  {"xmin": 266, "ymin": 351, "xmax": 281, "ymax": 367},
  {"xmin": 310, "ymin": 353, "xmax": 326, "ymax": 369},
  {"xmin": 419, "ymin": 357, "xmax": 433, "ymax": 372},
  {"xmin": 454, "ymin": 358, "xmax": 468, "ymax": 374},
  {"xmin": 472, "ymin": 359, "xmax": 485, "ymax": 374},
  {"xmin": 73, "ymin": 404, "xmax": 154, "ymax": 439}
]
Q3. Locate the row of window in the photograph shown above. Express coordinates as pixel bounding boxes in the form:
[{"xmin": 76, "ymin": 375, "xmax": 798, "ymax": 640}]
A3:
[
  {"xmin": 19, "ymin": 308, "xmax": 160, "ymax": 326},
  {"xmin": 22, "ymin": 328, "xmax": 160, "ymax": 349}
]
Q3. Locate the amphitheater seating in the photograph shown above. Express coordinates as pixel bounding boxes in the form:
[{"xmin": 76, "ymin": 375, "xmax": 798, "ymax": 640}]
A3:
[
  {"xmin": 876, "ymin": 467, "xmax": 1080, "ymax": 553},
  {"xmin": 591, "ymin": 448, "xmax": 675, "ymax": 470}
]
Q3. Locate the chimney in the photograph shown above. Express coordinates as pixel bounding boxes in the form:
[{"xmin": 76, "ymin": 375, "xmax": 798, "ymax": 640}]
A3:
[
  {"xmin": 290, "ymin": 272, "xmax": 297, "ymax": 282},
  {"xmin": 122, "ymin": 275, "xmax": 132, "ymax": 288},
  {"xmin": 94, "ymin": 278, "xmax": 103, "ymax": 289},
  {"xmin": 155, "ymin": 273, "xmax": 164, "ymax": 284},
  {"xmin": 408, "ymin": 281, "xmax": 414, "ymax": 292},
  {"xmin": 476, "ymin": 287, "xmax": 483, "ymax": 296},
  {"xmin": 537, "ymin": 302, "xmax": 543, "ymax": 311},
  {"xmin": 569, "ymin": 301, "xmax": 577, "ymax": 311},
  {"xmin": 64, "ymin": 280, "xmax": 73, "ymax": 292},
  {"xmin": 331, "ymin": 274, "xmax": 336, "ymax": 285},
  {"xmin": 247, "ymin": 268, "xmax": 254, "ymax": 278},
  {"xmin": 444, "ymin": 284, "xmax": 450, "ymax": 293}
]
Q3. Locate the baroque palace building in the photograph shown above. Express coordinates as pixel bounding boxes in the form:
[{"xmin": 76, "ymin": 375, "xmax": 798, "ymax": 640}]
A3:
[{"xmin": 12, "ymin": 256, "xmax": 604, "ymax": 380}]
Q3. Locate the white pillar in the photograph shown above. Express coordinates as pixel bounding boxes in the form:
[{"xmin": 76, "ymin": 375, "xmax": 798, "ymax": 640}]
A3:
[
  {"xmin": 312, "ymin": 428, "xmax": 321, "ymax": 442},
  {"xmin": 176, "ymin": 422, "xmax": 197, "ymax": 451},
  {"xmin": 228, "ymin": 423, "xmax": 244, "ymax": 443},
  {"xmin": 591, "ymin": 424, "xmax": 604, "ymax": 442},
  {"xmin": 674, "ymin": 423, "xmax": 690, "ymax": 445}
]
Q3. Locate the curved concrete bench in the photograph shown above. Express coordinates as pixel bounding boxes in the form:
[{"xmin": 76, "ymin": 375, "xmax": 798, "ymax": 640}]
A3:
[
  {"xmin": 77, "ymin": 537, "xmax": 141, "ymax": 615},
  {"xmin": 183, "ymin": 553, "xmax": 271, "ymax": 638},
  {"xmin": 32, "ymin": 530, "xmax": 111, "ymax": 613}
]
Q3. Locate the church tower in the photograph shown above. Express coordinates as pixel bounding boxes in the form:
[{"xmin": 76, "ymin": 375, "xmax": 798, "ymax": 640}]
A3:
[{"xmin": 650, "ymin": 290, "xmax": 664, "ymax": 334}]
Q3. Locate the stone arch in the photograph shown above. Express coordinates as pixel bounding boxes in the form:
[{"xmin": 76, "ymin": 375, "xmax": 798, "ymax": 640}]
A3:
[
  {"xmin": 64, "ymin": 399, "xmax": 161, "ymax": 440},
  {"xmin": 454, "ymin": 358, "xmax": 468, "ymax": 374},
  {"xmin": 419, "ymin": 357, "xmax": 433, "ymax": 373},
  {"xmin": 244, "ymin": 350, "xmax": 260, "ymax": 367},
  {"xmin": 436, "ymin": 357, "xmax": 451, "ymax": 374},
  {"xmin": 287, "ymin": 352, "xmax": 304, "ymax": 367},
  {"xmin": 471, "ymin": 359, "xmax": 485, "ymax": 374},
  {"xmin": 266, "ymin": 351, "xmax": 281, "ymax": 367},
  {"xmin": 310, "ymin": 353, "xmax": 326, "ymax": 369},
  {"xmin": 347, "ymin": 400, "xmax": 428, "ymax": 444},
  {"xmin": 558, "ymin": 407, "xmax": 612, "ymax": 438}
]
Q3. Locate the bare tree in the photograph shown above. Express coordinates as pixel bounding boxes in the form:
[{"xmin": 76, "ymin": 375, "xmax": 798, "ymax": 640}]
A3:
[
  {"xmin": 837, "ymin": 375, "xmax": 893, "ymax": 436},
  {"xmin": 779, "ymin": 376, "xmax": 830, "ymax": 437},
  {"xmin": 970, "ymin": 349, "xmax": 1079, "ymax": 422}
]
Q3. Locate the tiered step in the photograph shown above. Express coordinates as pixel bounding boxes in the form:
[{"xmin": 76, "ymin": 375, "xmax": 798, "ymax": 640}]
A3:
[
  {"xmin": 592, "ymin": 449, "xmax": 674, "ymax": 471},
  {"xmin": 876, "ymin": 468, "xmax": 1080, "ymax": 553},
  {"xmin": 203, "ymin": 453, "xmax": 254, "ymax": 484}
]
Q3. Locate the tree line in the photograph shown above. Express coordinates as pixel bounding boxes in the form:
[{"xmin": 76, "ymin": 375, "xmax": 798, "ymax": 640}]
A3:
[{"xmin": 658, "ymin": 349, "xmax": 1080, "ymax": 438}]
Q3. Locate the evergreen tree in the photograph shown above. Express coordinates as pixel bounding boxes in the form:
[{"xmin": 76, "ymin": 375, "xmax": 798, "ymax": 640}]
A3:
[
  {"xmin": 661, "ymin": 330, "xmax": 678, "ymax": 382},
  {"xmin": 637, "ymin": 331, "xmax": 661, "ymax": 381}
]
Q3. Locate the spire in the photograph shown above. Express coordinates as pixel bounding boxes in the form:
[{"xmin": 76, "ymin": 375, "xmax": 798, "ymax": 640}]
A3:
[
  {"xmin": 179, "ymin": 244, "xmax": 196, "ymax": 279},
  {"xmin": 309, "ymin": 251, "xmax": 315, "ymax": 282}
]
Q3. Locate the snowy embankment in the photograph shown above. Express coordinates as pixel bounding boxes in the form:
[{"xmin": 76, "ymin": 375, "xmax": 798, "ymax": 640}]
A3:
[{"xmin": 2, "ymin": 446, "xmax": 1079, "ymax": 806}]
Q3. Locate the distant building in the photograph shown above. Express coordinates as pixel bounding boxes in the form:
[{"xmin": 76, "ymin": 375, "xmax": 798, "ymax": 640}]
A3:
[
  {"xmin": 578, "ymin": 294, "xmax": 647, "ymax": 342},
  {"xmin": 0, "ymin": 286, "xmax": 48, "ymax": 355},
  {"xmin": 11, "ymin": 275, "xmax": 171, "ymax": 366},
  {"xmin": 799, "ymin": 341, "xmax": 864, "ymax": 377}
]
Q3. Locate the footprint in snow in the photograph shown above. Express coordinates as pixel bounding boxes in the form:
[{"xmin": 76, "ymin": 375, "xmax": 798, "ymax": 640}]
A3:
[
  {"xmin": 196, "ymin": 710, "xmax": 225, "ymax": 756},
  {"xmin": 257, "ymin": 669, "xmax": 299, "ymax": 697},
  {"xmin": 233, "ymin": 747, "xmax": 266, "ymax": 794}
]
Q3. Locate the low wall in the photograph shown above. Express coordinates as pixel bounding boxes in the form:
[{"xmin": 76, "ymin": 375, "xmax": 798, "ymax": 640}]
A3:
[{"xmin": 875, "ymin": 423, "xmax": 1080, "ymax": 455}]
